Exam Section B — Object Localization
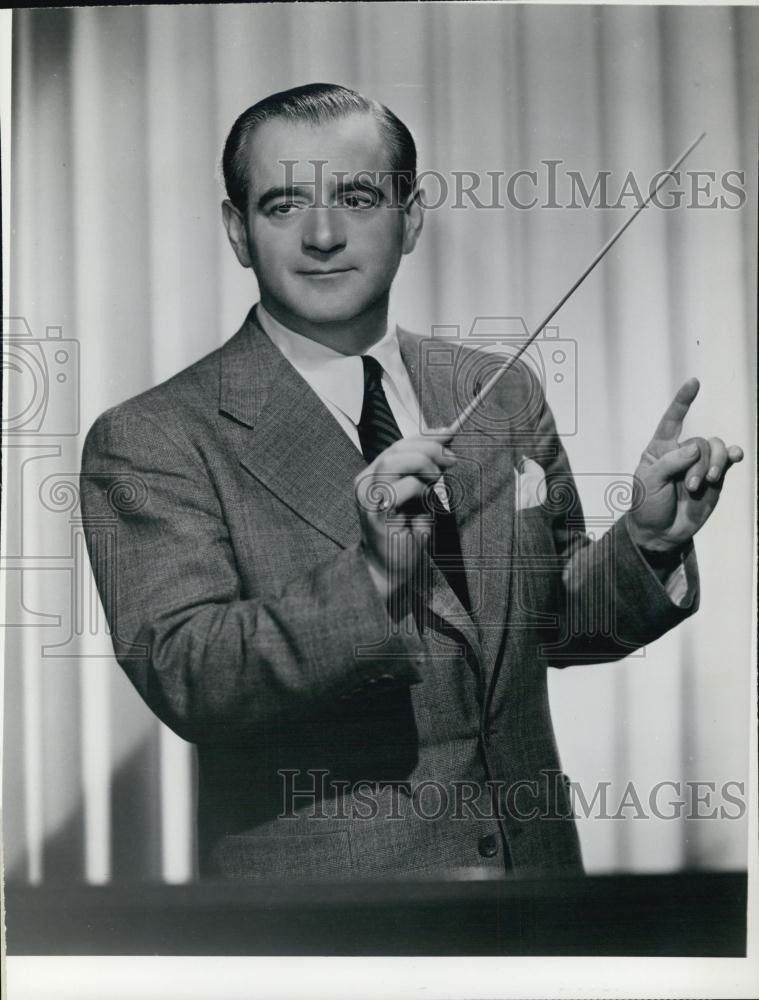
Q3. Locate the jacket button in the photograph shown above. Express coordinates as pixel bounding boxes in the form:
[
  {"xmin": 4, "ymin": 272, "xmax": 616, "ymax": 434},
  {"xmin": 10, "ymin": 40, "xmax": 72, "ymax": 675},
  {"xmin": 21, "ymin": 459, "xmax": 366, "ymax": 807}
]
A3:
[{"xmin": 477, "ymin": 833, "xmax": 499, "ymax": 858}]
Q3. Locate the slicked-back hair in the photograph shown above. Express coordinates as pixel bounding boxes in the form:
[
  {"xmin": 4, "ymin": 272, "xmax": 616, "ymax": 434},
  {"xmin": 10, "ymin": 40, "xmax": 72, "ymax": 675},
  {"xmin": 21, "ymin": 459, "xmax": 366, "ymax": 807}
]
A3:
[{"xmin": 222, "ymin": 82, "xmax": 417, "ymax": 212}]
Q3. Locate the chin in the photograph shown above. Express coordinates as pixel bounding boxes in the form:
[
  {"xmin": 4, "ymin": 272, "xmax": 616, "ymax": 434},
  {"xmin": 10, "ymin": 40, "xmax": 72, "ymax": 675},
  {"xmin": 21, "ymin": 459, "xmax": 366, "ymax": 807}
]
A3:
[
  {"xmin": 302, "ymin": 303, "xmax": 365, "ymax": 325},
  {"xmin": 286, "ymin": 292, "xmax": 374, "ymax": 327}
]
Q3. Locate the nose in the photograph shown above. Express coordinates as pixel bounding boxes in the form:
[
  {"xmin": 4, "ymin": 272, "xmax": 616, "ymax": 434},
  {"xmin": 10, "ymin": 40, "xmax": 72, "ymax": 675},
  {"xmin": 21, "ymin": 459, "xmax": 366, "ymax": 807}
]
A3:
[{"xmin": 301, "ymin": 207, "xmax": 347, "ymax": 255}]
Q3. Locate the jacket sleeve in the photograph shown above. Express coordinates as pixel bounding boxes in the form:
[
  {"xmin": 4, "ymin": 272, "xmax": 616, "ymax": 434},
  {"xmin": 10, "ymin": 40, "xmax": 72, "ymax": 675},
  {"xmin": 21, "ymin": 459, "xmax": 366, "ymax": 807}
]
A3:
[
  {"xmin": 80, "ymin": 406, "xmax": 424, "ymax": 744},
  {"xmin": 522, "ymin": 382, "xmax": 699, "ymax": 667}
]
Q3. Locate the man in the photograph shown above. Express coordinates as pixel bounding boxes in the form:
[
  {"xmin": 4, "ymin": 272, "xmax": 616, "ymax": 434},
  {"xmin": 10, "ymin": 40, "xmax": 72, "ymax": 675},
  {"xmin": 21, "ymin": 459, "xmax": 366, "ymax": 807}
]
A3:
[{"xmin": 80, "ymin": 83, "xmax": 742, "ymax": 880}]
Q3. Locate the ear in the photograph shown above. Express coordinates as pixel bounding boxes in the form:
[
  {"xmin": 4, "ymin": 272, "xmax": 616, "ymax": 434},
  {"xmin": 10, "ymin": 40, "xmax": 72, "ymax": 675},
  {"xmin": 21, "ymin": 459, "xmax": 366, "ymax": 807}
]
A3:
[
  {"xmin": 222, "ymin": 199, "xmax": 253, "ymax": 269},
  {"xmin": 401, "ymin": 184, "xmax": 424, "ymax": 256}
]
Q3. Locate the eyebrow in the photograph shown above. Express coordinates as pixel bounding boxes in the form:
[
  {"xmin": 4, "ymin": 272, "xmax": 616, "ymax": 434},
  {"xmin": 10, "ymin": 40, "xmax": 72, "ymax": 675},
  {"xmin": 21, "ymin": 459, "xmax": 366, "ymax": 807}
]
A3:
[{"xmin": 256, "ymin": 178, "xmax": 386, "ymax": 211}]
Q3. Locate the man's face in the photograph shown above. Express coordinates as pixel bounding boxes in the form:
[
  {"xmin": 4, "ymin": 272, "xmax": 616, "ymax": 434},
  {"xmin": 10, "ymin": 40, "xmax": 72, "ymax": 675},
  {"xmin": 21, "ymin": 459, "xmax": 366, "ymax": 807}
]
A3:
[{"xmin": 222, "ymin": 113, "xmax": 422, "ymax": 341}]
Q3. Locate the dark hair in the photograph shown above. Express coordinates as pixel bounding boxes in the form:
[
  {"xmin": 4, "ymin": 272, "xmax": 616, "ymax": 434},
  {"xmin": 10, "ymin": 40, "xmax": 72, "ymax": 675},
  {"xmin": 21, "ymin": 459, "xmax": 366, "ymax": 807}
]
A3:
[{"xmin": 222, "ymin": 82, "xmax": 417, "ymax": 212}]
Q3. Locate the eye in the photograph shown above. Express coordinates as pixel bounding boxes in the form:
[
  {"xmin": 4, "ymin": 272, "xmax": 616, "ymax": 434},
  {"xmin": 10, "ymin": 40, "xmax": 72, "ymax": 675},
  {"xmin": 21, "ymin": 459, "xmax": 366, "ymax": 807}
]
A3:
[
  {"xmin": 339, "ymin": 191, "xmax": 377, "ymax": 210},
  {"xmin": 269, "ymin": 201, "xmax": 304, "ymax": 217}
]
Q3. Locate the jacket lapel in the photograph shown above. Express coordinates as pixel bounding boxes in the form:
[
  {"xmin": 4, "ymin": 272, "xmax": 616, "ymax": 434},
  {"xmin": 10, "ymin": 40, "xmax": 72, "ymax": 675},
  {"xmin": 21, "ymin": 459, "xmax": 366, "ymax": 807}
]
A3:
[
  {"xmin": 398, "ymin": 329, "xmax": 517, "ymax": 679},
  {"xmin": 218, "ymin": 314, "xmax": 510, "ymax": 672},
  {"xmin": 219, "ymin": 312, "xmax": 365, "ymax": 549}
]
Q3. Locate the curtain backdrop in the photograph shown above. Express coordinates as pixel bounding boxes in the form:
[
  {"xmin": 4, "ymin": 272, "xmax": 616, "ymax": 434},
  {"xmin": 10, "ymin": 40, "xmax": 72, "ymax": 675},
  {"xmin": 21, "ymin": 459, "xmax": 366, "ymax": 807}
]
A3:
[{"xmin": 4, "ymin": 2, "xmax": 756, "ymax": 883}]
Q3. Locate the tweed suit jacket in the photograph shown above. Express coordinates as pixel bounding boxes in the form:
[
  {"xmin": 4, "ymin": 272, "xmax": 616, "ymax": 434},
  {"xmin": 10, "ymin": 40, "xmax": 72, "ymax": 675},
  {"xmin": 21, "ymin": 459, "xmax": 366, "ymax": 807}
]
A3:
[{"xmin": 80, "ymin": 309, "xmax": 698, "ymax": 880}]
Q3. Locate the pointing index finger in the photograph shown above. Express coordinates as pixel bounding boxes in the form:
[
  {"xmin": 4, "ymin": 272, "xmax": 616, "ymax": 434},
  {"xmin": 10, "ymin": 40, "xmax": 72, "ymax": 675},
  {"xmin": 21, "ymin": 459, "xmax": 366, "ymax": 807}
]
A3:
[{"xmin": 650, "ymin": 377, "xmax": 700, "ymax": 444}]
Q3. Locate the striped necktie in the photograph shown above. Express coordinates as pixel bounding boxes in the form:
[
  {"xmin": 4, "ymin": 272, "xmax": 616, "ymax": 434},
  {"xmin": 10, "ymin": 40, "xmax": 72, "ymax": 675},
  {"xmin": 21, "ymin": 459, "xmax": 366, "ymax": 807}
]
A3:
[
  {"xmin": 357, "ymin": 355, "xmax": 404, "ymax": 463},
  {"xmin": 357, "ymin": 355, "xmax": 471, "ymax": 613}
]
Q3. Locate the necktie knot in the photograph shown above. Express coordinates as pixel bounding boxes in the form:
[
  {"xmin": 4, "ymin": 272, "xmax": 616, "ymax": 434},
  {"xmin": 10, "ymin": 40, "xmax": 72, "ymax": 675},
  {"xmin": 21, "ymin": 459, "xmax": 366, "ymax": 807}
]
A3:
[{"xmin": 361, "ymin": 354, "xmax": 384, "ymax": 389}]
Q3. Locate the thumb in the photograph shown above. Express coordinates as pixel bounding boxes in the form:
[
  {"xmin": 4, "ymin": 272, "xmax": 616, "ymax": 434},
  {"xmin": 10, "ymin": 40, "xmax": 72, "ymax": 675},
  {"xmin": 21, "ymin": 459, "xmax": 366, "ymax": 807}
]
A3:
[{"xmin": 651, "ymin": 441, "xmax": 701, "ymax": 485}]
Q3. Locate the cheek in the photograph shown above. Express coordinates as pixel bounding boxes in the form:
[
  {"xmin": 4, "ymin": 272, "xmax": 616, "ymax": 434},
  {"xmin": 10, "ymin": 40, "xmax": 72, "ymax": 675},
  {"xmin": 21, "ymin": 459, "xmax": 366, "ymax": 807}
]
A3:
[
  {"xmin": 248, "ymin": 235, "xmax": 289, "ymax": 284},
  {"xmin": 358, "ymin": 218, "xmax": 405, "ymax": 273}
]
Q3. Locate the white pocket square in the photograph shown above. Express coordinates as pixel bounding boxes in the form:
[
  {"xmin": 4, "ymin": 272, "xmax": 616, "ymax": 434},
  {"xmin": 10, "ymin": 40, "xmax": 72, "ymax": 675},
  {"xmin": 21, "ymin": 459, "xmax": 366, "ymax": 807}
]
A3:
[{"xmin": 515, "ymin": 456, "xmax": 547, "ymax": 511}]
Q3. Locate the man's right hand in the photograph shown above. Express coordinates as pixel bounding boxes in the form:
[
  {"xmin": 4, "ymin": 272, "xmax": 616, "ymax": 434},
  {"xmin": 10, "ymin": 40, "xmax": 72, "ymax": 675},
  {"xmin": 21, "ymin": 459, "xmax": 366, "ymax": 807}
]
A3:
[{"xmin": 354, "ymin": 430, "xmax": 456, "ymax": 605}]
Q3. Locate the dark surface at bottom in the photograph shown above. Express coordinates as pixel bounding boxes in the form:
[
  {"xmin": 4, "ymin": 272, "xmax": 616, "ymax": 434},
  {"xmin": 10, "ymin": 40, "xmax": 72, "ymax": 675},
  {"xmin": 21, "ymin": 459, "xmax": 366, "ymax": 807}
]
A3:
[{"xmin": 5, "ymin": 871, "xmax": 747, "ymax": 956}]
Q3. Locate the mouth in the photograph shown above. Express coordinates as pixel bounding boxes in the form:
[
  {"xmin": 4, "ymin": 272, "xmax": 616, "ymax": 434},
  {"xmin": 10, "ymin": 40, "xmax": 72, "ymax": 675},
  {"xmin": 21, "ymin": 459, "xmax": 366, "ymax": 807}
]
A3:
[{"xmin": 298, "ymin": 268, "xmax": 355, "ymax": 278}]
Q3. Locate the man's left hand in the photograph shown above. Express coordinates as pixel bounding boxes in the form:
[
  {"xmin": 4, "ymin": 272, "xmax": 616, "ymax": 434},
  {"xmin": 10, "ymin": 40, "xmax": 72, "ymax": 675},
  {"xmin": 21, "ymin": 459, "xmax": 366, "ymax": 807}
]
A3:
[{"xmin": 628, "ymin": 377, "xmax": 743, "ymax": 553}]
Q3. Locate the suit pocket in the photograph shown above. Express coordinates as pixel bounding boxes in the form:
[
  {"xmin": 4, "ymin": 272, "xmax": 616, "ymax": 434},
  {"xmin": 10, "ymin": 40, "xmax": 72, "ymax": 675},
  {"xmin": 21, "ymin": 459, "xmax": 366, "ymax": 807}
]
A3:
[{"xmin": 209, "ymin": 828, "xmax": 355, "ymax": 881}]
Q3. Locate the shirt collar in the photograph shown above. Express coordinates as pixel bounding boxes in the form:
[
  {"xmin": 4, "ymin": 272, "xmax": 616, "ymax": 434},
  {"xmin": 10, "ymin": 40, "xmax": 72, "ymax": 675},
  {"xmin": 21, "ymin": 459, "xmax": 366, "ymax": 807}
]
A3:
[{"xmin": 256, "ymin": 303, "xmax": 405, "ymax": 426}]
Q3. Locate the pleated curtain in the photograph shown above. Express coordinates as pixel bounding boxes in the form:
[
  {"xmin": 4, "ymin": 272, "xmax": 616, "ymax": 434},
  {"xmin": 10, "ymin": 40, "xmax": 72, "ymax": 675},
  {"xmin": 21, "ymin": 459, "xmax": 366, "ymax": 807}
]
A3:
[{"xmin": 4, "ymin": 2, "xmax": 756, "ymax": 883}]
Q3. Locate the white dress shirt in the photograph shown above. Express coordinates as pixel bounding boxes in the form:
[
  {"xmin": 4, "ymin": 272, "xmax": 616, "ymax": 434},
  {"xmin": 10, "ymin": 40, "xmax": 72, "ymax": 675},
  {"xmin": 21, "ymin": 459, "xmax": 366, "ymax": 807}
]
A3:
[
  {"xmin": 257, "ymin": 304, "xmax": 452, "ymax": 512},
  {"xmin": 256, "ymin": 303, "xmax": 425, "ymax": 451}
]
